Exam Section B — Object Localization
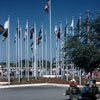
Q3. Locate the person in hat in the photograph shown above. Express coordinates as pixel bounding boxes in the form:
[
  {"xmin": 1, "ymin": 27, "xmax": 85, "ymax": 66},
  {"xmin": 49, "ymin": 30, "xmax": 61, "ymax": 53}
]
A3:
[
  {"xmin": 70, "ymin": 79, "xmax": 77, "ymax": 88},
  {"xmin": 82, "ymin": 82, "xmax": 90, "ymax": 92},
  {"xmin": 81, "ymin": 81, "xmax": 91, "ymax": 100},
  {"xmin": 92, "ymin": 80, "xmax": 98, "ymax": 88}
]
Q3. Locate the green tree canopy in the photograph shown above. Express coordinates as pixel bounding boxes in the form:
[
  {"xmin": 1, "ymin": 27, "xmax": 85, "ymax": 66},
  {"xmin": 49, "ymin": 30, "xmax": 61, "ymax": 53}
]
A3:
[{"xmin": 64, "ymin": 13, "xmax": 100, "ymax": 72}]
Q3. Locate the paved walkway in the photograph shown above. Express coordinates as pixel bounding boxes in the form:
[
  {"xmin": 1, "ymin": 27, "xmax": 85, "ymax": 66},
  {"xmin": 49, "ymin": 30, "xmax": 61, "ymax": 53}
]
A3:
[
  {"xmin": 0, "ymin": 85, "xmax": 69, "ymax": 100},
  {"xmin": 0, "ymin": 83, "xmax": 100, "ymax": 100}
]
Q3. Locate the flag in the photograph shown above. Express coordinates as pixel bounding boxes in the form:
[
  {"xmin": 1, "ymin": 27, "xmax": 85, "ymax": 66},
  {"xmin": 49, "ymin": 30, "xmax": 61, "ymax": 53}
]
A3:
[
  {"xmin": 3, "ymin": 29, "xmax": 8, "ymax": 37},
  {"xmin": 64, "ymin": 25, "xmax": 68, "ymax": 37},
  {"xmin": 45, "ymin": 0, "xmax": 50, "ymax": 13},
  {"xmin": 2, "ymin": 20, "xmax": 9, "ymax": 42},
  {"xmin": 85, "ymin": 16, "xmax": 88, "ymax": 30},
  {"xmin": 39, "ymin": 28, "xmax": 42, "ymax": 37},
  {"xmin": 0, "ymin": 25, "xmax": 4, "ymax": 35},
  {"xmin": 57, "ymin": 26, "xmax": 61, "ymax": 39},
  {"xmin": 38, "ymin": 36, "xmax": 42, "ymax": 41},
  {"xmin": 16, "ymin": 23, "xmax": 21, "ymax": 39},
  {"xmin": 37, "ymin": 28, "xmax": 42, "ymax": 45},
  {"xmin": 4, "ymin": 20, "xmax": 8, "ymax": 29},
  {"xmin": 70, "ymin": 18, "xmax": 74, "ymax": 31},
  {"xmin": 24, "ymin": 23, "xmax": 28, "ymax": 41},
  {"xmin": 16, "ymin": 23, "xmax": 18, "ymax": 34},
  {"xmin": 54, "ymin": 25, "xmax": 57, "ymax": 37},
  {"xmin": 30, "ymin": 25, "xmax": 34, "ymax": 39},
  {"xmin": 19, "ymin": 27, "xmax": 21, "ymax": 39},
  {"xmin": 30, "ymin": 41, "xmax": 33, "ymax": 47},
  {"xmin": 30, "ymin": 42, "xmax": 34, "ymax": 52},
  {"xmin": 77, "ymin": 19, "xmax": 81, "ymax": 32},
  {"xmin": 2, "ymin": 29, "xmax": 8, "ymax": 42},
  {"xmin": 37, "ymin": 36, "xmax": 42, "ymax": 45},
  {"xmin": 14, "ymin": 34, "xmax": 16, "ymax": 43}
]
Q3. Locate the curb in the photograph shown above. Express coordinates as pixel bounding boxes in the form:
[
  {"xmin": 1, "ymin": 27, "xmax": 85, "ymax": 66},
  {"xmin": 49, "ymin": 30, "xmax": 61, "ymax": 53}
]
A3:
[{"xmin": 0, "ymin": 83, "xmax": 83, "ymax": 89}]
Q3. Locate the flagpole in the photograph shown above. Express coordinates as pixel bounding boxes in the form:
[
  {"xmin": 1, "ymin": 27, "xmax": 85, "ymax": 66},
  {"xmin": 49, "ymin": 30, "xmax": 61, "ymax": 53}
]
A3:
[
  {"xmin": 26, "ymin": 20, "xmax": 29, "ymax": 81},
  {"xmin": 20, "ymin": 26, "xmax": 22, "ymax": 79},
  {"xmin": 6, "ymin": 38, "xmax": 8, "ymax": 79},
  {"xmin": 58, "ymin": 40, "xmax": 59, "ymax": 76},
  {"xmin": 19, "ymin": 26, "xmax": 21, "ymax": 79},
  {"xmin": 37, "ymin": 39, "xmax": 39, "ymax": 77},
  {"xmin": 15, "ymin": 32, "xmax": 17, "ymax": 78},
  {"xmin": 32, "ymin": 33, "xmax": 34, "ymax": 77},
  {"xmin": 38, "ymin": 45, "xmax": 40, "ymax": 77},
  {"xmin": 34, "ymin": 23, "xmax": 37, "ymax": 79},
  {"xmin": 41, "ymin": 25, "xmax": 44, "ymax": 77},
  {"xmin": 39, "ymin": 43, "xmax": 42, "ymax": 77},
  {"xmin": 56, "ymin": 34, "xmax": 58, "ymax": 77},
  {"xmin": 46, "ymin": 31, "xmax": 47, "ymax": 75},
  {"xmin": 32, "ymin": 50, "xmax": 34, "ymax": 77},
  {"xmin": 38, "ymin": 42, "xmax": 39, "ymax": 77},
  {"xmin": 60, "ymin": 23, "xmax": 63, "ymax": 79},
  {"xmin": 79, "ymin": 69, "xmax": 81, "ymax": 85},
  {"xmin": 45, "ymin": 30, "xmax": 47, "ymax": 74},
  {"xmin": 18, "ymin": 18, "xmax": 20, "ymax": 83},
  {"xmin": 71, "ymin": 16, "xmax": 74, "ymax": 79},
  {"xmin": 49, "ymin": 0, "xmax": 52, "ymax": 75},
  {"xmin": 8, "ymin": 16, "xmax": 10, "ymax": 84},
  {"xmin": 25, "ymin": 36, "xmax": 27, "ymax": 77},
  {"xmin": 55, "ymin": 24, "xmax": 58, "ymax": 77}
]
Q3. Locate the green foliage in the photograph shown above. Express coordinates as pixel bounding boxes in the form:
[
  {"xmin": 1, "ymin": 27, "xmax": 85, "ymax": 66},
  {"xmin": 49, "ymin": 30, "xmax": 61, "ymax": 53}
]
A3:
[{"xmin": 64, "ymin": 13, "xmax": 100, "ymax": 72}]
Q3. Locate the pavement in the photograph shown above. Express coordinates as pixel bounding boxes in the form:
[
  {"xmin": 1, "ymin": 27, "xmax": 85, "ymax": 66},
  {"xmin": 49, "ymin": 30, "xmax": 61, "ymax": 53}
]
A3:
[
  {"xmin": 0, "ymin": 82, "xmax": 100, "ymax": 100},
  {"xmin": 0, "ymin": 84, "xmax": 69, "ymax": 100}
]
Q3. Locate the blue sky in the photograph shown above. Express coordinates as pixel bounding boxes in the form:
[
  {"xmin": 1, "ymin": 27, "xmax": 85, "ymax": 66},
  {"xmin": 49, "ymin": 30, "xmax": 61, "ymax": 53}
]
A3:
[{"xmin": 0, "ymin": 0, "xmax": 100, "ymax": 63}]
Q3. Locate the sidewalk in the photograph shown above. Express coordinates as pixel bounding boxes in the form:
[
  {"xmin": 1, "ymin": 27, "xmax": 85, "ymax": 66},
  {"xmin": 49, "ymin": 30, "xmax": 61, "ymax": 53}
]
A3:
[{"xmin": 0, "ymin": 82, "xmax": 84, "ymax": 89}]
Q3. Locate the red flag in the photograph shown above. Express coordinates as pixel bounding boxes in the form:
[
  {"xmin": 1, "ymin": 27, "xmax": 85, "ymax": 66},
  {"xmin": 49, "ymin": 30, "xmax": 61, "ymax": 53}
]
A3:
[
  {"xmin": 85, "ymin": 16, "xmax": 88, "ymax": 30},
  {"xmin": 30, "ymin": 25, "xmax": 34, "ymax": 39},
  {"xmin": 0, "ymin": 25, "xmax": 4, "ymax": 35}
]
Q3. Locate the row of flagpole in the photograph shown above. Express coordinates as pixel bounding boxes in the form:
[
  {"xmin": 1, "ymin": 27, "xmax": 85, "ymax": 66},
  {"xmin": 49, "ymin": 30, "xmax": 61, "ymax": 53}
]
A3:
[
  {"xmin": 0, "ymin": 0, "xmax": 90, "ymax": 84},
  {"xmin": 7, "ymin": 16, "xmax": 83, "ymax": 84},
  {"xmin": 4, "ymin": 16, "xmax": 82, "ymax": 84}
]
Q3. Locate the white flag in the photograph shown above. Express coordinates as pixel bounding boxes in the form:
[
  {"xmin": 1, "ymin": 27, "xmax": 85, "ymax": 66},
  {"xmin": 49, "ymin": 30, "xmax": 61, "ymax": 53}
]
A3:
[
  {"xmin": 70, "ymin": 17, "xmax": 74, "ymax": 30},
  {"xmin": 4, "ymin": 20, "xmax": 8, "ymax": 29},
  {"xmin": 54, "ymin": 25, "xmax": 57, "ymax": 36}
]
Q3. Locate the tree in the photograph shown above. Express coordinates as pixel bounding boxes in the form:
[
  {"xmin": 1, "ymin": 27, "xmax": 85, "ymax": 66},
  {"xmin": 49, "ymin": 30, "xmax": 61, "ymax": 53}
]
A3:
[{"xmin": 64, "ymin": 12, "xmax": 100, "ymax": 72}]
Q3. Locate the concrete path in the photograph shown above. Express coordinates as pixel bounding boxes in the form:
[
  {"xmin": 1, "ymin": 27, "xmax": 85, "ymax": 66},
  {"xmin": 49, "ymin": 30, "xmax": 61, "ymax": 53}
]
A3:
[{"xmin": 0, "ymin": 85, "xmax": 69, "ymax": 100}]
